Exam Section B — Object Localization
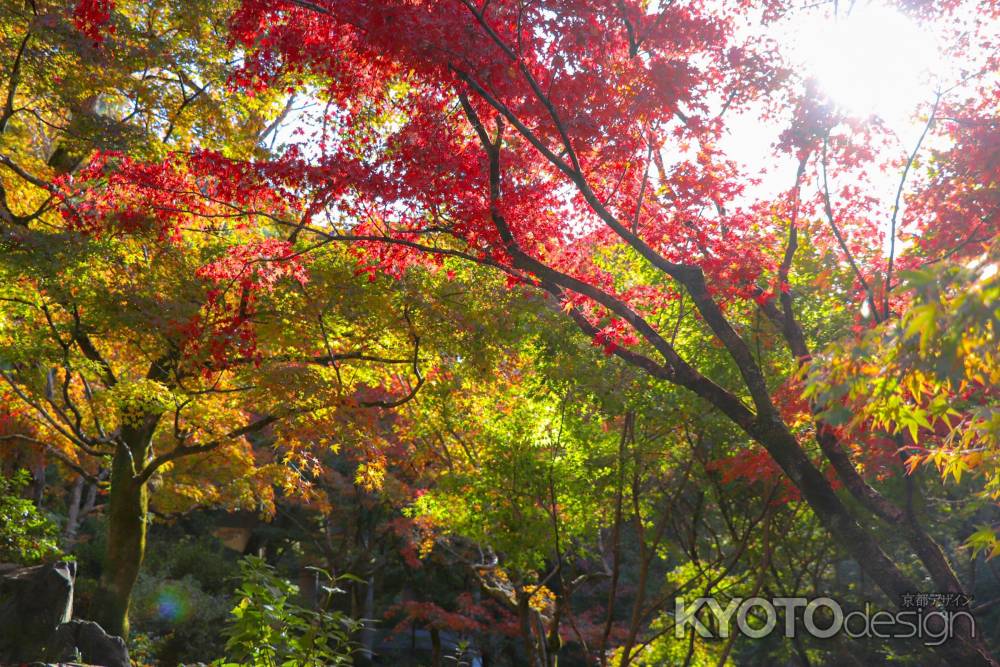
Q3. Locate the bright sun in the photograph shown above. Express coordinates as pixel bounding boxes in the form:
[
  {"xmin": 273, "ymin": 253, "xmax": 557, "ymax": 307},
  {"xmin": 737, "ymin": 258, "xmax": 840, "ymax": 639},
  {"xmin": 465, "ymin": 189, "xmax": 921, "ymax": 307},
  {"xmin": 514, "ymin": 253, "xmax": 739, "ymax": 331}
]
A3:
[{"xmin": 785, "ymin": 3, "xmax": 940, "ymax": 123}]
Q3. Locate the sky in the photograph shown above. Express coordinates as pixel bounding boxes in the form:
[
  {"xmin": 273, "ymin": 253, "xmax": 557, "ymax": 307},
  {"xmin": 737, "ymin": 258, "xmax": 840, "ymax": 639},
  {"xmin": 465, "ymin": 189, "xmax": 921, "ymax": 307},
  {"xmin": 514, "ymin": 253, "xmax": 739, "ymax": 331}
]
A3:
[{"xmin": 721, "ymin": 0, "xmax": 944, "ymax": 199}]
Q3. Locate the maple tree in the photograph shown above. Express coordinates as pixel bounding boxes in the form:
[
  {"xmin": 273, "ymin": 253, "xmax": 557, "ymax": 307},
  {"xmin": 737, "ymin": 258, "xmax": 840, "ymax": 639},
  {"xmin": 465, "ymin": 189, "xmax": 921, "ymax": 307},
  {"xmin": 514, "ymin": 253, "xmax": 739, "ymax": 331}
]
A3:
[
  {"xmin": 2, "ymin": 0, "xmax": 999, "ymax": 664},
  {"xmin": 198, "ymin": 0, "xmax": 997, "ymax": 663},
  {"xmin": 0, "ymin": 1, "xmax": 296, "ymax": 636},
  {"xmin": 0, "ymin": 0, "xmax": 457, "ymax": 640}
]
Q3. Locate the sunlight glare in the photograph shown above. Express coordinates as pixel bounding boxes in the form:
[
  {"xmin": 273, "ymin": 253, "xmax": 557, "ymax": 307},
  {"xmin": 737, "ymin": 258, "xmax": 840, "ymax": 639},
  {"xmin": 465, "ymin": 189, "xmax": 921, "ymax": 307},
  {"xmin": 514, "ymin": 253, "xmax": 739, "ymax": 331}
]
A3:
[{"xmin": 785, "ymin": 4, "xmax": 940, "ymax": 124}]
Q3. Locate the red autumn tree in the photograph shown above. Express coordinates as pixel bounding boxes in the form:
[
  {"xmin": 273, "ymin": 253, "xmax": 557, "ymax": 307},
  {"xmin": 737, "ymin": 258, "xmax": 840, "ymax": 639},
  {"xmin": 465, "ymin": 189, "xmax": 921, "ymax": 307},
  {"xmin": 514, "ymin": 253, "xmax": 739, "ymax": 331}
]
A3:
[
  {"xmin": 12, "ymin": 0, "xmax": 996, "ymax": 662},
  {"xmin": 150, "ymin": 0, "xmax": 996, "ymax": 663}
]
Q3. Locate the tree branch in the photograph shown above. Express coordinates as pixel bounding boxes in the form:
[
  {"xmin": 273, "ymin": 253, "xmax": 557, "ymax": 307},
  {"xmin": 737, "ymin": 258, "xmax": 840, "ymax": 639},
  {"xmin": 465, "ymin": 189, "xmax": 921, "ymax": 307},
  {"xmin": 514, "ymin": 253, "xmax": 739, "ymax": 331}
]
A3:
[{"xmin": 135, "ymin": 413, "xmax": 279, "ymax": 485}]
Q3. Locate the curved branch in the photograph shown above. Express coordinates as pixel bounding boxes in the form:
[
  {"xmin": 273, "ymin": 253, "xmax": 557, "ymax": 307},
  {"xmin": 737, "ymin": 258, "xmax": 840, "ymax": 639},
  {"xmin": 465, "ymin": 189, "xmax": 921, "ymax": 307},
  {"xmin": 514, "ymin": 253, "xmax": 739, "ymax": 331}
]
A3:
[
  {"xmin": 885, "ymin": 92, "xmax": 939, "ymax": 318},
  {"xmin": 135, "ymin": 414, "xmax": 279, "ymax": 486},
  {"xmin": 820, "ymin": 132, "xmax": 881, "ymax": 322}
]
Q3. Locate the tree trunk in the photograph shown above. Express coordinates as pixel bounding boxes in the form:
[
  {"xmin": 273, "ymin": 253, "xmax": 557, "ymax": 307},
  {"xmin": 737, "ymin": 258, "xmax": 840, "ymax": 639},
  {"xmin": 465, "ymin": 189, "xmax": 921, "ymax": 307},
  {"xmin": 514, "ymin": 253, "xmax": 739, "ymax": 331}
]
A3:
[
  {"xmin": 351, "ymin": 513, "xmax": 378, "ymax": 667},
  {"xmin": 516, "ymin": 594, "xmax": 539, "ymax": 667},
  {"xmin": 430, "ymin": 626, "xmax": 442, "ymax": 667},
  {"xmin": 30, "ymin": 460, "xmax": 45, "ymax": 505},
  {"xmin": 64, "ymin": 476, "xmax": 83, "ymax": 543},
  {"xmin": 93, "ymin": 424, "xmax": 151, "ymax": 638},
  {"xmin": 749, "ymin": 420, "xmax": 997, "ymax": 666},
  {"xmin": 360, "ymin": 572, "xmax": 376, "ymax": 662}
]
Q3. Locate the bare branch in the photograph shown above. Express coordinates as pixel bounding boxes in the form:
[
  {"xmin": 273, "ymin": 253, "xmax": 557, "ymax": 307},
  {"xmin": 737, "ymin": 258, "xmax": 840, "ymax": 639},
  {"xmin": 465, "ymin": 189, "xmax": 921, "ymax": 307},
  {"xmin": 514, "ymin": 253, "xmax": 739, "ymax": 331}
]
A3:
[
  {"xmin": 885, "ymin": 92, "xmax": 939, "ymax": 318},
  {"xmin": 820, "ymin": 131, "xmax": 881, "ymax": 322}
]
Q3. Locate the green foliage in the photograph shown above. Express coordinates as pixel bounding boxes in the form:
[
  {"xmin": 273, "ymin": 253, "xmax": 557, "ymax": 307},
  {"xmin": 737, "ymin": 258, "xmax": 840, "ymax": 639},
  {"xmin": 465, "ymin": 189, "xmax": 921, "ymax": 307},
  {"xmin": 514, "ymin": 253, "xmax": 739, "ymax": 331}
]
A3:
[
  {"xmin": 0, "ymin": 469, "xmax": 61, "ymax": 564},
  {"xmin": 803, "ymin": 251, "xmax": 1000, "ymax": 552},
  {"xmin": 804, "ymin": 254, "xmax": 998, "ymax": 477},
  {"xmin": 216, "ymin": 556, "xmax": 360, "ymax": 667},
  {"xmin": 407, "ymin": 352, "xmax": 618, "ymax": 573}
]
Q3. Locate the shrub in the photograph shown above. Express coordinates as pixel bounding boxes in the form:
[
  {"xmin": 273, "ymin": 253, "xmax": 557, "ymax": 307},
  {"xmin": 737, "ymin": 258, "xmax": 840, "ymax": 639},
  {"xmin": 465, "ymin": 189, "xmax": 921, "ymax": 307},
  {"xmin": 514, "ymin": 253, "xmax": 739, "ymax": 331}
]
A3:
[
  {"xmin": 216, "ymin": 556, "xmax": 360, "ymax": 667},
  {"xmin": 0, "ymin": 469, "xmax": 61, "ymax": 564}
]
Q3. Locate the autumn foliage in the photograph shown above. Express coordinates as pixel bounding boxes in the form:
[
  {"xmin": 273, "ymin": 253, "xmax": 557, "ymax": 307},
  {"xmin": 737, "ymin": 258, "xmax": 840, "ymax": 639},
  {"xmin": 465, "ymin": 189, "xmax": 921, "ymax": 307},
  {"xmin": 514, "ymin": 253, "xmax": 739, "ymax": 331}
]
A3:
[{"xmin": 1, "ymin": 0, "xmax": 999, "ymax": 665}]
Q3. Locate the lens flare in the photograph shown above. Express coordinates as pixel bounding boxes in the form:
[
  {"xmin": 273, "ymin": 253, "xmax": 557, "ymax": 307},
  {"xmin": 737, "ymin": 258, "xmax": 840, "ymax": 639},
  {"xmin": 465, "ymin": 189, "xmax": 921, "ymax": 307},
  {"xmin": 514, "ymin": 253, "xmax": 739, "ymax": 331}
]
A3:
[{"xmin": 154, "ymin": 584, "xmax": 192, "ymax": 623}]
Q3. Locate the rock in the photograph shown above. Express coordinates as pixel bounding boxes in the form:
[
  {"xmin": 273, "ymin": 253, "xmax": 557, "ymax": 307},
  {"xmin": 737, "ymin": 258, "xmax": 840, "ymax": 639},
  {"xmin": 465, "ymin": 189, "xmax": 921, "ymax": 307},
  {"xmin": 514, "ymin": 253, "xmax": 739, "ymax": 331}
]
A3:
[
  {"xmin": 0, "ymin": 561, "xmax": 76, "ymax": 663},
  {"xmin": 0, "ymin": 562, "xmax": 129, "ymax": 667},
  {"xmin": 46, "ymin": 619, "xmax": 130, "ymax": 667}
]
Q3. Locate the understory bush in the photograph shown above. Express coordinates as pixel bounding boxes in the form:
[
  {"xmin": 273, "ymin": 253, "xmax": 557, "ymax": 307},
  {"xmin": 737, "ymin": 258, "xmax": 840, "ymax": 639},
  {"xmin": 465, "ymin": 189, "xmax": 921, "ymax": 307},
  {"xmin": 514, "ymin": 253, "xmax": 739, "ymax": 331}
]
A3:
[{"xmin": 216, "ymin": 556, "xmax": 361, "ymax": 667}]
